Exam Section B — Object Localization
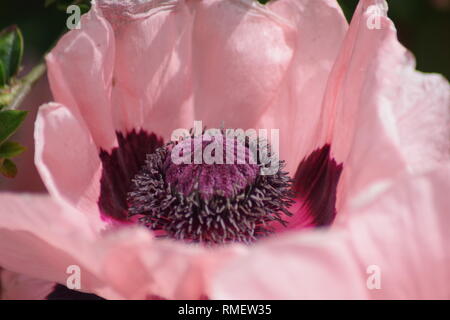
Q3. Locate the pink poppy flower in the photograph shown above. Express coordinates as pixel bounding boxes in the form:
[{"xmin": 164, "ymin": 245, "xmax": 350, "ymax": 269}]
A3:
[{"xmin": 1, "ymin": 0, "xmax": 449, "ymax": 299}]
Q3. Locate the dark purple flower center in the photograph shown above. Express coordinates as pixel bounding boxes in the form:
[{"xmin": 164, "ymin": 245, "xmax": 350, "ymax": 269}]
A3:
[
  {"xmin": 127, "ymin": 133, "xmax": 294, "ymax": 244},
  {"xmin": 165, "ymin": 136, "xmax": 259, "ymax": 200},
  {"xmin": 98, "ymin": 130, "xmax": 343, "ymax": 245}
]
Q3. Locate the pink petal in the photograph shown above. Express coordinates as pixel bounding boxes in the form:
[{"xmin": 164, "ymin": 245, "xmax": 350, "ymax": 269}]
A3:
[
  {"xmin": 99, "ymin": 227, "xmax": 246, "ymax": 300},
  {"xmin": 258, "ymin": 0, "xmax": 348, "ymax": 174},
  {"xmin": 211, "ymin": 165, "xmax": 450, "ymax": 299},
  {"xmin": 94, "ymin": 0, "xmax": 298, "ymax": 139},
  {"xmin": 96, "ymin": 0, "xmax": 195, "ymax": 137},
  {"xmin": 0, "ymin": 193, "xmax": 106, "ymax": 295},
  {"xmin": 35, "ymin": 103, "xmax": 104, "ymax": 229},
  {"xmin": 51, "ymin": 0, "xmax": 348, "ymax": 172},
  {"xmin": 0, "ymin": 193, "xmax": 246, "ymax": 300},
  {"xmin": 0, "ymin": 269, "xmax": 55, "ymax": 300},
  {"xmin": 189, "ymin": 0, "xmax": 295, "ymax": 130},
  {"xmin": 320, "ymin": 0, "xmax": 450, "ymax": 209},
  {"xmin": 46, "ymin": 8, "xmax": 116, "ymax": 150}
]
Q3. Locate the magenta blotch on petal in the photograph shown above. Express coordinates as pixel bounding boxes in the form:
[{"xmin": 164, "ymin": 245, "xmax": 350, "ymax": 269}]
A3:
[{"xmin": 292, "ymin": 145, "xmax": 343, "ymax": 227}]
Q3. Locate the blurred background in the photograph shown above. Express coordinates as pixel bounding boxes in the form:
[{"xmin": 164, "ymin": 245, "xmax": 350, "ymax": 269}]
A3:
[{"xmin": 0, "ymin": 0, "xmax": 449, "ymax": 192}]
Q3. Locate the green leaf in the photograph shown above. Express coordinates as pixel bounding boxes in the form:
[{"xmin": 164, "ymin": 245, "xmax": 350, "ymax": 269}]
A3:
[
  {"xmin": 0, "ymin": 141, "xmax": 26, "ymax": 158},
  {"xmin": 0, "ymin": 26, "xmax": 24, "ymax": 82},
  {"xmin": 0, "ymin": 110, "xmax": 28, "ymax": 145},
  {"xmin": 0, "ymin": 158, "xmax": 17, "ymax": 178}
]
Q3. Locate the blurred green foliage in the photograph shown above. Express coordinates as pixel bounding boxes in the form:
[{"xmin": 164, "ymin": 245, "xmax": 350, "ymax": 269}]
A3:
[
  {"xmin": 0, "ymin": 26, "xmax": 27, "ymax": 178},
  {"xmin": 0, "ymin": 0, "xmax": 448, "ymax": 79},
  {"xmin": 0, "ymin": 26, "xmax": 24, "ymax": 87}
]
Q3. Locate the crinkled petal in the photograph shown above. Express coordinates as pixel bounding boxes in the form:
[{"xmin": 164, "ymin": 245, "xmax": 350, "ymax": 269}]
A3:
[
  {"xmin": 35, "ymin": 103, "xmax": 104, "ymax": 229},
  {"xmin": 46, "ymin": 8, "xmax": 116, "ymax": 150},
  {"xmin": 211, "ymin": 165, "xmax": 450, "ymax": 299},
  {"xmin": 259, "ymin": 0, "xmax": 348, "ymax": 174},
  {"xmin": 95, "ymin": 0, "xmax": 194, "ymax": 137},
  {"xmin": 0, "ymin": 193, "xmax": 107, "ymax": 295},
  {"xmin": 53, "ymin": 0, "xmax": 348, "ymax": 169},
  {"xmin": 320, "ymin": 0, "xmax": 450, "ymax": 210},
  {"xmin": 93, "ymin": 0, "xmax": 297, "ymax": 140},
  {"xmin": 0, "ymin": 193, "xmax": 247, "ymax": 300},
  {"xmin": 98, "ymin": 227, "xmax": 246, "ymax": 300},
  {"xmin": 189, "ymin": 0, "xmax": 295, "ymax": 130}
]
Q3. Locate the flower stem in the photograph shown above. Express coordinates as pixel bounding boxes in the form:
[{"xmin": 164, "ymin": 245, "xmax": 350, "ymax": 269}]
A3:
[{"xmin": 8, "ymin": 62, "xmax": 47, "ymax": 110}]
